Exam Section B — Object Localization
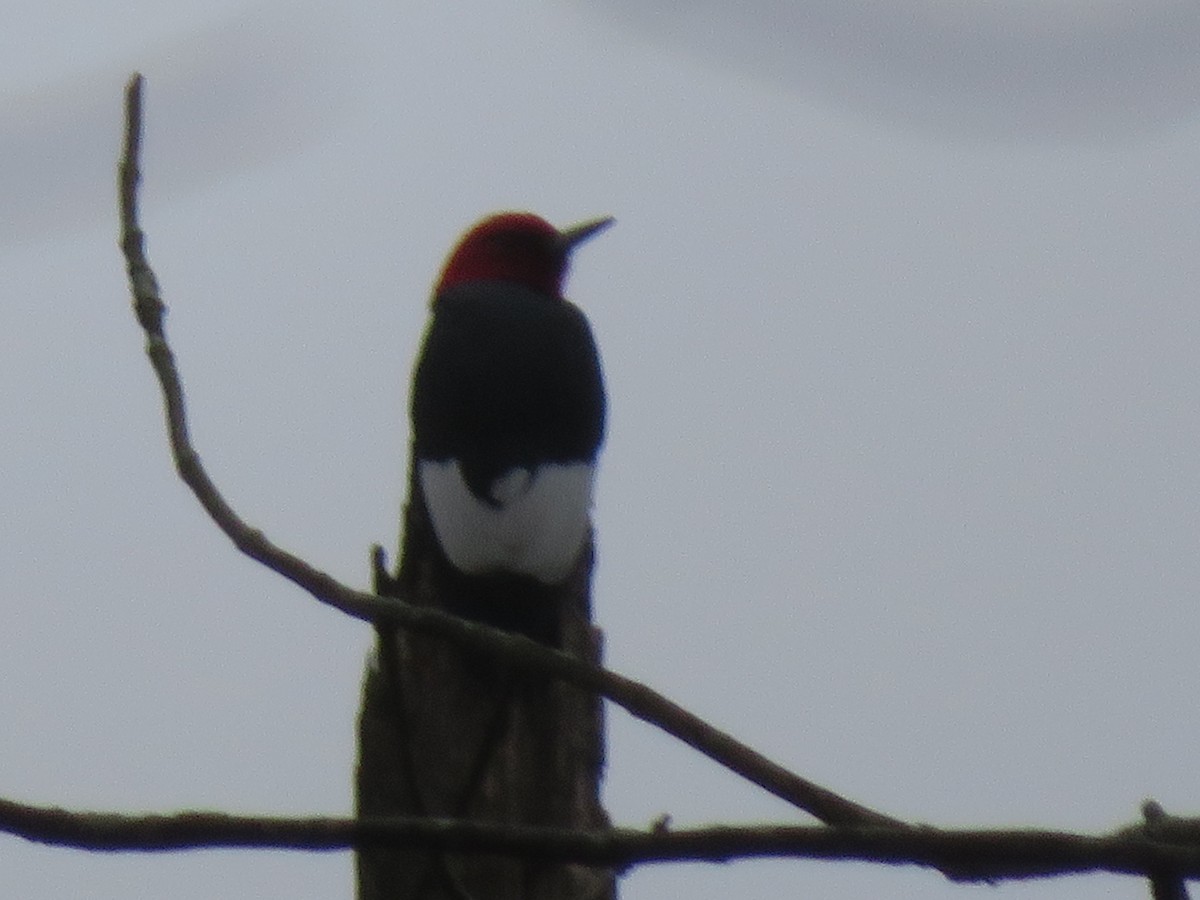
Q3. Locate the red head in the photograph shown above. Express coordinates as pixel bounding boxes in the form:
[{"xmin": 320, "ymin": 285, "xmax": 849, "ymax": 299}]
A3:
[{"xmin": 435, "ymin": 212, "xmax": 613, "ymax": 299}]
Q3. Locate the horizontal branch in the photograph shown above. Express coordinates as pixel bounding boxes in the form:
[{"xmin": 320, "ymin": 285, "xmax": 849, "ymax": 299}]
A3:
[
  {"xmin": 2, "ymin": 796, "xmax": 1199, "ymax": 884},
  {"xmin": 117, "ymin": 72, "xmax": 898, "ymax": 830}
]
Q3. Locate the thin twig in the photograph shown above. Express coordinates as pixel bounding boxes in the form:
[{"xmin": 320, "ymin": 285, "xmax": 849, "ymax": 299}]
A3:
[{"xmin": 116, "ymin": 73, "xmax": 900, "ymax": 829}]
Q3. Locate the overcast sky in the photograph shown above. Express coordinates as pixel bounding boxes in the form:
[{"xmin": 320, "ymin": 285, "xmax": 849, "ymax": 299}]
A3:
[{"xmin": 3, "ymin": 2, "xmax": 1200, "ymax": 898}]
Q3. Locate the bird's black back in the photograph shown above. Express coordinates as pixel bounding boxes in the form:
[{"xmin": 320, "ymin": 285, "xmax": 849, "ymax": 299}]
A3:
[{"xmin": 411, "ymin": 282, "xmax": 606, "ymax": 502}]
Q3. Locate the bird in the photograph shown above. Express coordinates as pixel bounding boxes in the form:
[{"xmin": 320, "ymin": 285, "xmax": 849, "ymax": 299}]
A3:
[{"xmin": 407, "ymin": 211, "xmax": 611, "ymax": 645}]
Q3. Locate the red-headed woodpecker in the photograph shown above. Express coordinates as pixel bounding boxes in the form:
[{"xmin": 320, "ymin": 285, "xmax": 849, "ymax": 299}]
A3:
[{"xmin": 409, "ymin": 212, "xmax": 610, "ymax": 642}]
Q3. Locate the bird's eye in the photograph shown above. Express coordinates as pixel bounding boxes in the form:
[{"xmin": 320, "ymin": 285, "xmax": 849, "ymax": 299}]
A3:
[
  {"xmin": 491, "ymin": 232, "xmax": 524, "ymax": 250},
  {"xmin": 492, "ymin": 231, "xmax": 558, "ymax": 260}
]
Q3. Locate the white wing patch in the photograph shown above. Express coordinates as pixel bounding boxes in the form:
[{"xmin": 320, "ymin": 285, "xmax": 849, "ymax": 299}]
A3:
[{"xmin": 419, "ymin": 459, "xmax": 595, "ymax": 585}]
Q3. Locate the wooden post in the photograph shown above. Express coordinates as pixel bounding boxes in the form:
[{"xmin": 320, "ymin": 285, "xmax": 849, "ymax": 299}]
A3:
[{"xmin": 356, "ymin": 475, "xmax": 614, "ymax": 900}]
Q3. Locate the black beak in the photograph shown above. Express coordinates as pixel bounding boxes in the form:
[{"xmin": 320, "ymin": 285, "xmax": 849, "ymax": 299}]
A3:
[{"xmin": 556, "ymin": 216, "xmax": 615, "ymax": 252}]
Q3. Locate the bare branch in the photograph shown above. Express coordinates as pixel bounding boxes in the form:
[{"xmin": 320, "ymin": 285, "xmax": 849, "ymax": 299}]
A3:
[
  {"xmin": 3, "ymin": 795, "xmax": 1200, "ymax": 885},
  {"xmin": 116, "ymin": 73, "xmax": 899, "ymax": 829}
]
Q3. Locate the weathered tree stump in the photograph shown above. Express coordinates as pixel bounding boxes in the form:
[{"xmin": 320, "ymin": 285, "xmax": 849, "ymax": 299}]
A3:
[{"xmin": 356, "ymin": 479, "xmax": 614, "ymax": 900}]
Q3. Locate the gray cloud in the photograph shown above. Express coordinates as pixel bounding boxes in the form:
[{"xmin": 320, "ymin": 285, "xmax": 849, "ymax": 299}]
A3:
[{"xmin": 584, "ymin": 0, "xmax": 1200, "ymax": 140}]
